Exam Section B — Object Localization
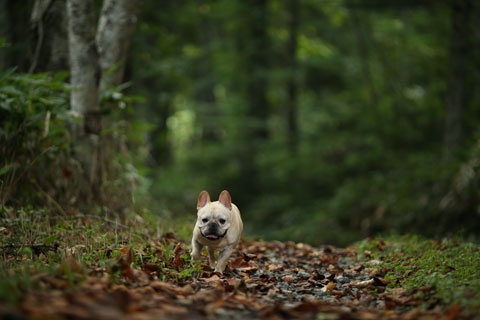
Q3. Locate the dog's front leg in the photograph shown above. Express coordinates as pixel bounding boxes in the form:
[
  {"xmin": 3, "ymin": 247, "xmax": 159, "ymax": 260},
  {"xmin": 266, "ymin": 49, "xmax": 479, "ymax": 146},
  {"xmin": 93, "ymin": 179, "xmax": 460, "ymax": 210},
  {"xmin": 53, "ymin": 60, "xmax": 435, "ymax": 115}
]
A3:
[
  {"xmin": 191, "ymin": 239, "xmax": 203, "ymax": 261},
  {"xmin": 207, "ymin": 246, "xmax": 216, "ymax": 268},
  {"xmin": 214, "ymin": 244, "xmax": 234, "ymax": 273}
]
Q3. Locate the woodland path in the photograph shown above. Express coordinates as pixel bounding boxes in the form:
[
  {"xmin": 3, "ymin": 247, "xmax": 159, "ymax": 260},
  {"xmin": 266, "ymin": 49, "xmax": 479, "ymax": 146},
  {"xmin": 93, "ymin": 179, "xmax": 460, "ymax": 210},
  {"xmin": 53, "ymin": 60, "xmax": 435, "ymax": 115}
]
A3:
[{"xmin": 2, "ymin": 235, "xmax": 459, "ymax": 319}]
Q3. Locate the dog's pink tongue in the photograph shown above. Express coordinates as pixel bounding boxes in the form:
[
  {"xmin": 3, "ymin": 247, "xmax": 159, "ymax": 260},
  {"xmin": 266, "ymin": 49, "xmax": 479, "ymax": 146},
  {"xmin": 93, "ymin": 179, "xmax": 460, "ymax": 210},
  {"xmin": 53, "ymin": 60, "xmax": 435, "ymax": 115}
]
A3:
[{"xmin": 206, "ymin": 234, "xmax": 219, "ymax": 240}]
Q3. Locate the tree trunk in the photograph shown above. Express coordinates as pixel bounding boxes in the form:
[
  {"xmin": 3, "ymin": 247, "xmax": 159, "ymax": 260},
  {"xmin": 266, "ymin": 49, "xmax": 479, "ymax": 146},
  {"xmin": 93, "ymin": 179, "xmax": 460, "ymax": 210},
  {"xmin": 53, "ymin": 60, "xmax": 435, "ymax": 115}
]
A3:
[
  {"xmin": 66, "ymin": 0, "xmax": 103, "ymax": 205},
  {"xmin": 65, "ymin": 0, "xmax": 141, "ymax": 209},
  {"xmin": 48, "ymin": 0, "xmax": 69, "ymax": 71},
  {"xmin": 235, "ymin": 0, "xmax": 269, "ymax": 142},
  {"xmin": 97, "ymin": 0, "xmax": 141, "ymax": 92},
  {"xmin": 443, "ymin": 0, "xmax": 473, "ymax": 161},
  {"xmin": 1, "ymin": 0, "xmax": 34, "ymax": 72},
  {"xmin": 96, "ymin": 0, "xmax": 141, "ymax": 199},
  {"xmin": 349, "ymin": 9, "xmax": 379, "ymax": 116},
  {"xmin": 30, "ymin": 0, "xmax": 69, "ymax": 72},
  {"xmin": 232, "ymin": 0, "xmax": 270, "ymax": 203},
  {"xmin": 0, "ymin": 0, "xmax": 8, "ymax": 69},
  {"xmin": 66, "ymin": 0, "xmax": 100, "ymax": 118},
  {"xmin": 245, "ymin": 0, "xmax": 269, "ymax": 141},
  {"xmin": 196, "ymin": 5, "xmax": 218, "ymax": 144},
  {"xmin": 286, "ymin": 0, "xmax": 299, "ymax": 154}
]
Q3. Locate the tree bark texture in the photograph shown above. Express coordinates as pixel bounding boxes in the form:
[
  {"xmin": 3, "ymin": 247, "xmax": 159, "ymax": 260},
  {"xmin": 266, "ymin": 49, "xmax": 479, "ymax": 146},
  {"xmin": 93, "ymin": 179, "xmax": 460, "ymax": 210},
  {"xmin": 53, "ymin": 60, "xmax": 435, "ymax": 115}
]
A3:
[
  {"xmin": 66, "ymin": 0, "xmax": 100, "ymax": 118},
  {"xmin": 66, "ymin": 0, "xmax": 102, "ymax": 205},
  {"xmin": 65, "ymin": 0, "xmax": 141, "ymax": 208},
  {"xmin": 97, "ymin": 0, "xmax": 141, "ymax": 92},
  {"xmin": 30, "ymin": 0, "xmax": 69, "ymax": 72}
]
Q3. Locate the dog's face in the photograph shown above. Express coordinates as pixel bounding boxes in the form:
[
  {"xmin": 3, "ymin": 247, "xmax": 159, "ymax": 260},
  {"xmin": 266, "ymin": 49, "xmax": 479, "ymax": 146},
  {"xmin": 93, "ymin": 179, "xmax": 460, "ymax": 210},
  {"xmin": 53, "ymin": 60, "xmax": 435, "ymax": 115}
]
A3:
[
  {"xmin": 191, "ymin": 190, "xmax": 243, "ymax": 273},
  {"xmin": 196, "ymin": 190, "xmax": 233, "ymax": 241}
]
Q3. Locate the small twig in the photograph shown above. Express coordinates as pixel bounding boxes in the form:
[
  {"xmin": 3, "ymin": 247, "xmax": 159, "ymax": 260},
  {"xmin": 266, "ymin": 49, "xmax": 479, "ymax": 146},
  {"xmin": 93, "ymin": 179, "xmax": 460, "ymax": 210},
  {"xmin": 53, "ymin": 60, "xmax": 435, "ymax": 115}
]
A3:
[{"xmin": 43, "ymin": 111, "xmax": 51, "ymax": 138}]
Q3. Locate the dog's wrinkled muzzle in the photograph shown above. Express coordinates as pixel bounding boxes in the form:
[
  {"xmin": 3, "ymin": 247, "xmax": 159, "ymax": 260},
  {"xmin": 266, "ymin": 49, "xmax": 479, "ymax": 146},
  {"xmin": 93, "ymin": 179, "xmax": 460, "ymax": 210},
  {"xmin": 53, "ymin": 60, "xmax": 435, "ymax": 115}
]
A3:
[{"xmin": 200, "ymin": 229, "xmax": 228, "ymax": 241}]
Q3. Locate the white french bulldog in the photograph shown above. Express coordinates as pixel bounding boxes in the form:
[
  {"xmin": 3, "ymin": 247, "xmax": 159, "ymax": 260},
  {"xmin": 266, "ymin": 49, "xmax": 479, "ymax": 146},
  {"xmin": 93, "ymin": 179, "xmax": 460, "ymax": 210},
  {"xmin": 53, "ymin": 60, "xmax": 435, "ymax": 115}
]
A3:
[{"xmin": 191, "ymin": 190, "xmax": 243, "ymax": 273}]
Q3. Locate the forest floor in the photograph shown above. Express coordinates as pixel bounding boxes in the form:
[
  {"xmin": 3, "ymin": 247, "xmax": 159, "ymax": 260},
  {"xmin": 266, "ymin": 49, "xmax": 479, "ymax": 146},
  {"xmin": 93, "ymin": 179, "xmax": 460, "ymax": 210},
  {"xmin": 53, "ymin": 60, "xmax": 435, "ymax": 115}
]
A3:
[{"xmin": 0, "ymin": 209, "xmax": 479, "ymax": 319}]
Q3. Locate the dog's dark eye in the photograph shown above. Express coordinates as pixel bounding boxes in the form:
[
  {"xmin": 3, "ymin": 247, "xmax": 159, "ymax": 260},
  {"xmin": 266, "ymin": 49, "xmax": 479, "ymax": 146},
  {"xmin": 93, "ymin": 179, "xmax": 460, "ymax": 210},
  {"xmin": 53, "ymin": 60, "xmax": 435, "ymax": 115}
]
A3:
[
  {"xmin": 202, "ymin": 218, "xmax": 208, "ymax": 223},
  {"xmin": 219, "ymin": 218, "xmax": 226, "ymax": 224}
]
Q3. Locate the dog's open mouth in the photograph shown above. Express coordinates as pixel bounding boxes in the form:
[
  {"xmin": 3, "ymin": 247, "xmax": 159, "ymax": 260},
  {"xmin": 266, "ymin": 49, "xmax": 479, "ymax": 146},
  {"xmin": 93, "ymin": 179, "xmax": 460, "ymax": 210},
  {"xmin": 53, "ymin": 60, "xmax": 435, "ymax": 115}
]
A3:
[
  {"xmin": 205, "ymin": 234, "xmax": 220, "ymax": 240},
  {"xmin": 201, "ymin": 229, "xmax": 227, "ymax": 240}
]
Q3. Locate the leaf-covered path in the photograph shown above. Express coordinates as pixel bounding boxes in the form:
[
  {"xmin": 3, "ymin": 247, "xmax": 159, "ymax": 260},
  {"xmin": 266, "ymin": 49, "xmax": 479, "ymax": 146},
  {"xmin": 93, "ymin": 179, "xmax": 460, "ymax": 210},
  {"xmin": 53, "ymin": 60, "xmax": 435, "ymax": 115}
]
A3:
[{"xmin": 2, "ymin": 235, "xmax": 462, "ymax": 319}]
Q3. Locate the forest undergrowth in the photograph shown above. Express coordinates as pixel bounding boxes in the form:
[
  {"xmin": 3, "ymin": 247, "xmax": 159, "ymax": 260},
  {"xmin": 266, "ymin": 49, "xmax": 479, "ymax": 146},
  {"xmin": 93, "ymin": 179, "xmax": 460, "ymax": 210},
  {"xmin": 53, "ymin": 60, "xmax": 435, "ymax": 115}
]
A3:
[{"xmin": 0, "ymin": 208, "xmax": 478, "ymax": 319}]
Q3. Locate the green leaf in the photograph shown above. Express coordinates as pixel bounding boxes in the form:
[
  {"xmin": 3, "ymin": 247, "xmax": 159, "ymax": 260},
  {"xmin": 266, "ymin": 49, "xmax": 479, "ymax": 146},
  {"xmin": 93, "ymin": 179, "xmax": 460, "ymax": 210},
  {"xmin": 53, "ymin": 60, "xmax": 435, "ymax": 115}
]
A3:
[
  {"xmin": 0, "ymin": 86, "xmax": 22, "ymax": 96},
  {"xmin": 0, "ymin": 68, "xmax": 17, "ymax": 83},
  {"xmin": 0, "ymin": 164, "xmax": 15, "ymax": 176}
]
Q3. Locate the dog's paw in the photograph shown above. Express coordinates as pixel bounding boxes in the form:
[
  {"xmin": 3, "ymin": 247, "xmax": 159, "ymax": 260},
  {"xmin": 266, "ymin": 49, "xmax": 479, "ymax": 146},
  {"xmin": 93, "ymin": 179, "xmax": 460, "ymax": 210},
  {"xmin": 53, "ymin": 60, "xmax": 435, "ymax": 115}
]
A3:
[{"xmin": 191, "ymin": 251, "xmax": 201, "ymax": 261}]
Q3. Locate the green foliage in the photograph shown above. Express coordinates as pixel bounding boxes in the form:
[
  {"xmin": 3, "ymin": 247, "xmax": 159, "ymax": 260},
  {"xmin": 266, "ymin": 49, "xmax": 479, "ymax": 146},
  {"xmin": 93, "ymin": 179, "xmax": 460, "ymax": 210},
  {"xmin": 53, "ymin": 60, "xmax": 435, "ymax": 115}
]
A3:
[
  {"xmin": 356, "ymin": 236, "xmax": 480, "ymax": 312},
  {"xmin": 0, "ymin": 68, "xmax": 152, "ymax": 214},
  {"xmin": 98, "ymin": 85, "xmax": 154, "ymax": 215},
  {"xmin": 3, "ymin": 0, "xmax": 478, "ymax": 246},
  {"xmin": 127, "ymin": 0, "xmax": 480, "ymax": 245},
  {"xmin": 0, "ymin": 70, "xmax": 72, "ymax": 207}
]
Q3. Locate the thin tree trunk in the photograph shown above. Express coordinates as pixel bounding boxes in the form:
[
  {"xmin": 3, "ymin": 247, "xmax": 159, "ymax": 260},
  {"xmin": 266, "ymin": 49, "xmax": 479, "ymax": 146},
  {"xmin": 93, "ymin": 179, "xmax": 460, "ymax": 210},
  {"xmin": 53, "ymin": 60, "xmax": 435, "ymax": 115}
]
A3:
[
  {"xmin": 236, "ymin": 0, "xmax": 269, "ymax": 142},
  {"xmin": 443, "ymin": 0, "xmax": 472, "ymax": 161},
  {"xmin": 233, "ymin": 0, "xmax": 270, "ymax": 203},
  {"xmin": 0, "ymin": 0, "xmax": 7, "ymax": 69},
  {"xmin": 196, "ymin": 3, "xmax": 218, "ymax": 144},
  {"xmin": 96, "ymin": 0, "xmax": 141, "ymax": 209},
  {"xmin": 349, "ymin": 9, "xmax": 379, "ymax": 114},
  {"xmin": 246, "ymin": 0, "xmax": 269, "ymax": 141},
  {"xmin": 30, "ymin": 0, "xmax": 69, "ymax": 72},
  {"xmin": 47, "ymin": 0, "xmax": 69, "ymax": 71},
  {"xmin": 286, "ymin": 0, "xmax": 299, "ymax": 154},
  {"xmin": 30, "ymin": 0, "xmax": 53, "ymax": 73}
]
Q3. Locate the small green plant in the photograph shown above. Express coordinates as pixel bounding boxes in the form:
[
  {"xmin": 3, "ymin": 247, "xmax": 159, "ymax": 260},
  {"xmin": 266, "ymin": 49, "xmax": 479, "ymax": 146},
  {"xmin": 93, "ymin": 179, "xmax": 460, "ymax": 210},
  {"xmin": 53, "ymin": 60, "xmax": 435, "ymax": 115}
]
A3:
[{"xmin": 177, "ymin": 264, "xmax": 202, "ymax": 280}]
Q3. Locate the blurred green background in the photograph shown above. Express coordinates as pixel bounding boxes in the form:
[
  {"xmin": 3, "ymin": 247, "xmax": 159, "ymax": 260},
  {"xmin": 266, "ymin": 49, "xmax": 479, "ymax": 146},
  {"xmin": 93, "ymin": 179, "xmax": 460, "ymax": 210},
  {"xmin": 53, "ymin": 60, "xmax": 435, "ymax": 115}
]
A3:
[{"xmin": 2, "ymin": 0, "xmax": 480, "ymax": 245}]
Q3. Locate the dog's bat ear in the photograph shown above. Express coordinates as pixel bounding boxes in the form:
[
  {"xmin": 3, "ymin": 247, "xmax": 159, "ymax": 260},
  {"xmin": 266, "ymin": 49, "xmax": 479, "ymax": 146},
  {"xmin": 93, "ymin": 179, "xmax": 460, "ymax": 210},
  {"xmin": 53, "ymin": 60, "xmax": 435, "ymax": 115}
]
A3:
[
  {"xmin": 218, "ymin": 190, "xmax": 232, "ymax": 210},
  {"xmin": 197, "ymin": 190, "xmax": 211, "ymax": 209}
]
